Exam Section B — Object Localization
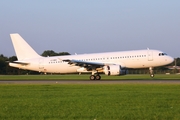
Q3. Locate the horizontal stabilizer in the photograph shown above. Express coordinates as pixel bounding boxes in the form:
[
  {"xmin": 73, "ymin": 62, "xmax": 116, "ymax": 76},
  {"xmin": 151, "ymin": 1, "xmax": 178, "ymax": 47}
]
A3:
[{"xmin": 10, "ymin": 61, "xmax": 30, "ymax": 65}]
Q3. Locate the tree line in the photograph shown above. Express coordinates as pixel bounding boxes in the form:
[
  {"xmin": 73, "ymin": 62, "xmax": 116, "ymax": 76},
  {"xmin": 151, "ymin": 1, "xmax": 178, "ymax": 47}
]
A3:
[{"xmin": 0, "ymin": 50, "xmax": 179, "ymax": 75}]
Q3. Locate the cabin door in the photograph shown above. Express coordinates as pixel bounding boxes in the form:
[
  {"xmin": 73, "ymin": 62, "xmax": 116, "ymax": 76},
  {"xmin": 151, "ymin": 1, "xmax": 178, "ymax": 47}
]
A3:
[
  {"xmin": 147, "ymin": 50, "xmax": 153, "ymax": 61},
  {"xmin": 39, "ymin": 58, "xmax": 44, "ymax": 69}
]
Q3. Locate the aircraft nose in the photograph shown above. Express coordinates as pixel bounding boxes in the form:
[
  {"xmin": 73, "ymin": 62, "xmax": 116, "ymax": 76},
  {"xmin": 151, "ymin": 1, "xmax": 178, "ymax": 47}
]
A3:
[{"xmin": 166, "ymin": 56, "xmax": 174, "ymax": 64}]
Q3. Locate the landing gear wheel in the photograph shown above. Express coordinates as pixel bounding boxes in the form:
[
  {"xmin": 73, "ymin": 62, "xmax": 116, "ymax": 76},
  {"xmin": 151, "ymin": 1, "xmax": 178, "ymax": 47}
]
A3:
[
  {"xmin": 89, "ymin": 75, "xmax": 101, "ymax": 80},
  {"xmin": 90, "ymin": 75, "xmax": 95, "ymax": 80},
  {"xmin": 95, "ymin": 75, "xmax": 101, "ymax": 80},
  {"xmin": 150, "ymin": 74, "xmax": 155, "ymax": 78}
]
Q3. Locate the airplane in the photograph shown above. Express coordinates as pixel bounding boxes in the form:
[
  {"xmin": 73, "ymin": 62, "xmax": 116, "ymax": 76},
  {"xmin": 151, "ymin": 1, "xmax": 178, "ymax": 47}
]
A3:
[{"xmin": 9, "ymin": 33, "xmax": 174, "ymax": 80}]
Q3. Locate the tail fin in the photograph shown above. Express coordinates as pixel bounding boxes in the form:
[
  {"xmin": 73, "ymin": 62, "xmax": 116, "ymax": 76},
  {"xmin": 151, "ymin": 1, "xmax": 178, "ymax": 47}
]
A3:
[{"xmin": 10, "ymin": 33, "xmax": 41, "ymax": 60}]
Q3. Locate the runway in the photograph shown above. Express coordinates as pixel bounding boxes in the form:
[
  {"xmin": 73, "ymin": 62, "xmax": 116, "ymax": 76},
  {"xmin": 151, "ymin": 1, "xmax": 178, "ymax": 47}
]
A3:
[{"xmin": 0, "ymin": 80, "xmax": 180, "ymax": 84}]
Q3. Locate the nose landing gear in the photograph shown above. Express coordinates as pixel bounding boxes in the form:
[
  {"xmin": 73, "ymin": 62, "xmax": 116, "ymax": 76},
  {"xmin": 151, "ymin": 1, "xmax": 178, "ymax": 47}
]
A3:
[{"xmin": 149, "ymin": 67, "xmax": 154, "ymax": 78}]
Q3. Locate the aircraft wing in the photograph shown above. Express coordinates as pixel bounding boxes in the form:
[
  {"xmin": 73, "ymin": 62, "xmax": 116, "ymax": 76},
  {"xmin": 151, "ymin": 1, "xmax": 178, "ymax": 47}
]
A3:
[{"xmin": 63, "ymin": 59, "xmax": 111, "ymax": 70}]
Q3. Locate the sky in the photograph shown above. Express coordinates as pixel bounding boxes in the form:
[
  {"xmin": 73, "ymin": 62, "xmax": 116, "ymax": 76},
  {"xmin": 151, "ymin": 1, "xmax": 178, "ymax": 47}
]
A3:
[{"xmin": 0, "ymin": 0, "xmax": 180, "ymax": 58}]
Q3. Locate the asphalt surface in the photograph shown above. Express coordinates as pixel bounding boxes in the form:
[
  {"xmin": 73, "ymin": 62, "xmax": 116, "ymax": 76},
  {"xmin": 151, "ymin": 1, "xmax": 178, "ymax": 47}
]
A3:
[{"xmin": 0, "ymin": 80, "xmax": 180, "ymax": 84}]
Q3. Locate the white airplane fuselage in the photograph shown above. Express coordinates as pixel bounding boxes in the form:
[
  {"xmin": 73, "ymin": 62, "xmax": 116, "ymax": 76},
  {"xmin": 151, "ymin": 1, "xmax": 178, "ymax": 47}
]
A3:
[{"xmin": 10, "ymin": 49, "xmax": 173, "ymax": 74}]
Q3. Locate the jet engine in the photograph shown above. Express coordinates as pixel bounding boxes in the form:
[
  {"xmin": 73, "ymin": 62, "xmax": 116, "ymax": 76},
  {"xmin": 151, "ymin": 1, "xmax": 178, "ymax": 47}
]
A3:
[{"xmin": 103, "ymin": 65, "xmax": 126, "ymax": 76}]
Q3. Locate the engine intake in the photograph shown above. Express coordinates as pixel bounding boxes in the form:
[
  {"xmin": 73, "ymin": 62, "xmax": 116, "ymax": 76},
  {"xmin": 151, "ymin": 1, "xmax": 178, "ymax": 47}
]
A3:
[{"xmin": 103, "ymin": 65, "xmax": 126, "ymax": 76}]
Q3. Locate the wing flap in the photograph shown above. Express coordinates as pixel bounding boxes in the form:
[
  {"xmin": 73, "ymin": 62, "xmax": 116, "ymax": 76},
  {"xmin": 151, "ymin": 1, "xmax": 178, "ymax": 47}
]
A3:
[
  {"xmin": 63, "ymin": 59, "xmax": 104, "ymax": 66},
  {"xmin": 63, "ymin": 59, "xmax": 113, "ymax": 71}
]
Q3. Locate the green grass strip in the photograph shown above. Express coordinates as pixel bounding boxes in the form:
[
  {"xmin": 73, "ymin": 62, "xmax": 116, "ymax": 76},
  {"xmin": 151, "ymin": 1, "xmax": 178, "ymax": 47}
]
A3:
[{"xmin": 0, "ymin": 84, "xmax": 180, "ymax": 120}]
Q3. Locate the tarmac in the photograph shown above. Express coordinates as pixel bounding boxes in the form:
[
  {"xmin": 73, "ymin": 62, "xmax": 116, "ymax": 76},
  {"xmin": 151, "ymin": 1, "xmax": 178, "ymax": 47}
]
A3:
[{"xmin": 0, "ymin": 80, "xmax": 180, "ymax": 84}]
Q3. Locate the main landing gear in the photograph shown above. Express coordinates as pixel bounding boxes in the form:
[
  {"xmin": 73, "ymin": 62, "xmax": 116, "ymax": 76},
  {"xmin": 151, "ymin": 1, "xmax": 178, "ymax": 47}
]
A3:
[
  {"xmin": 149, "ymin": 67, "xmax": 155, "ymax": 78},
  {"xmin": 90, "ymin": 74, "xmax": 101, "ymax": 80}
]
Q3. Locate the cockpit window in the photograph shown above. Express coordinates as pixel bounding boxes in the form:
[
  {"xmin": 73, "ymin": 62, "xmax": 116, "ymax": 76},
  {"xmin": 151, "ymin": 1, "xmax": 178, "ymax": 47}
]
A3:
[{"xmin": 159, "ymin": 53, "xmax": 167, "ymax": 56}]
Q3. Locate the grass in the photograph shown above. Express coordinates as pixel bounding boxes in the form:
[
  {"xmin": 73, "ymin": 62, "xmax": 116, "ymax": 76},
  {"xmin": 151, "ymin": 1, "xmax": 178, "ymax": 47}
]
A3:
[
  {"xmin": 0, "ymin": 84, "xmax": 180, "ymax": 120},
  {"xmin": 0, "ymin": 74, "xmax": 180, "ymax": 80}
]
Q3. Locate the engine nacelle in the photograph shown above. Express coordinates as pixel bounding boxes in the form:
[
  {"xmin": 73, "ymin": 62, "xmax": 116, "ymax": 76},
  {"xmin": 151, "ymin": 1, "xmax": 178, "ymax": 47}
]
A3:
[{"xmin": 103, "ymin": 65, "xmax": 126, "ymax": 76}]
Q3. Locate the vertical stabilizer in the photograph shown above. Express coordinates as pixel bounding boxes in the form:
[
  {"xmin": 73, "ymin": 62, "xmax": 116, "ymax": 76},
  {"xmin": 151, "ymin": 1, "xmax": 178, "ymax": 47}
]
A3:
[{"xmin": 10, "ymin": 33, "xmax": 41, "ymax": 60}]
